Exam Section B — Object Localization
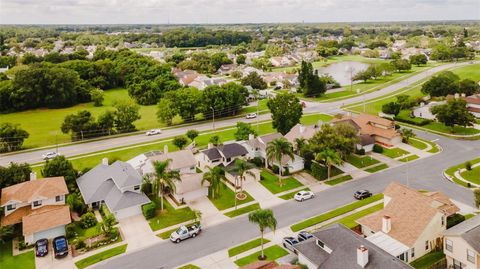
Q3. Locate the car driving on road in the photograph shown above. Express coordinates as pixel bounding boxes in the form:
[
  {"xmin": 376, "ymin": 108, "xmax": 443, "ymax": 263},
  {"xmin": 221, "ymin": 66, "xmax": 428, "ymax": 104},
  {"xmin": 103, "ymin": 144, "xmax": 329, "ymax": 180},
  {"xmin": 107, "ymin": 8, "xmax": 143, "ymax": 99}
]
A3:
[
  {"xmin": 282, "ymin": 237, "xmax": 299, "ymax": 252},
  {"xmin": 354, "ymin": 190, "xmax": 372, "ymax": 200},
  {"xmin": 146, "ymin": 129, "xmax": 162, "ymax": 136},
  {"xmin": 42, "ymin": 151, "xmax": 59, "ymax": 160},
  {"xmin": 245, "ymin": 113, "xmax": 257, "ymax": 119},
  {"xmin": 170, "ymin": 224, "xmax": 201, "ymax": 243},
  {"xmin": 52, "ymin": 236, "xmax": 68, "ymax": 258},
  {"xmin": 35, "ymin": 239, "xmax": 48, "ymax": 257},
  {"xmin": 294, "ymin": 190, "xmax": 315, "ymax": 202}
]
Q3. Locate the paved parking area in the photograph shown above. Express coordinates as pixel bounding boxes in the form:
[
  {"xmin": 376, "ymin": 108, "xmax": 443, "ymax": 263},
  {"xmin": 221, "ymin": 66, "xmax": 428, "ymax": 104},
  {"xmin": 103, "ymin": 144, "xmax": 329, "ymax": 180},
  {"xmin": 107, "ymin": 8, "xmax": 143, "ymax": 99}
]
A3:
[
  {"xmin": 35, "ymin": 242, "xmax": 75, "ymax": 269},
  {"xmin": 118, "ymin": 215, "xmax": 159, "ymax": 252}
]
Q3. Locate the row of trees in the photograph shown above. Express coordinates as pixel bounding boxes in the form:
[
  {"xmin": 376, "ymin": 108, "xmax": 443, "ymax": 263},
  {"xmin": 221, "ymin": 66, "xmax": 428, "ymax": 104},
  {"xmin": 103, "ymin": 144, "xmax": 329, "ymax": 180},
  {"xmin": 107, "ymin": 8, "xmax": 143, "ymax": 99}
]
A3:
[
  {"xmin": 353, "ymin": 59, "xmax": 412, "ymax": 83},
  {"xmin": 176, "ymin": 52, "xmax": 232, "ymax": 74},
  {"xmin": 421, "ymin": 71, "xmax": 479, "ymax": 97},
  {"xmin": 0, "ymin": 123, "xmax": 29, "ymax": 153}
]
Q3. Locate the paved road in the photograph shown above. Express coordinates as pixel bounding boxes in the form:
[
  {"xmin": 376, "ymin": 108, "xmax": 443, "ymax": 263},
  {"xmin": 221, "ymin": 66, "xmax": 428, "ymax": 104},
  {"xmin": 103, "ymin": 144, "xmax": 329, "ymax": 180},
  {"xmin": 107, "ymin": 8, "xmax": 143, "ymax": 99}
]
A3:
[
  {"xmin": 0, "ymin": 61, "xmax": 472, "ymax": 166},
  {"xmin": 95, "ymin": 131, "xmax": 479, "ymax": 269}
]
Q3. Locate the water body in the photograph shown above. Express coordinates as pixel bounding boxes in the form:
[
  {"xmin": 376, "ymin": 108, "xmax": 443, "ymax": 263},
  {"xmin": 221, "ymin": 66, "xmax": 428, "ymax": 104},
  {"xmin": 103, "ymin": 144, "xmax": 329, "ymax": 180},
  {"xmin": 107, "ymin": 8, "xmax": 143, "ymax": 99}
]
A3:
[{"xmin": 316, "ymin": 61, "xmax": 370, "ymax": 86}]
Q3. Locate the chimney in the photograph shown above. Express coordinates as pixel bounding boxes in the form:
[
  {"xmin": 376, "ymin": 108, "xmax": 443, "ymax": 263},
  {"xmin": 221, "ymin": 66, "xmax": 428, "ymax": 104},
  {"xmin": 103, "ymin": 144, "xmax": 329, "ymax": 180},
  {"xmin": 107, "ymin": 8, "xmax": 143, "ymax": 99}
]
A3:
[
  {"xmin": 29, "ymin": 172, "xmax": 37, "ymax": 181},
  {"xmin": 164, "ymin": 144, "xmax": 169, "ymax": 154},
  {"xmin": 102, "ymin": 157, "xmax": 109, "ymax": 166},
  {"xmin": 357, "ymin": 245, "xmax": 369, "ymax": 268},
  {"xmin": 299, "ymin": 124, "xmax": 306, "ymax": 134},
  {"xmin": 382, "ymin": 215, "xmax": 391, "ymax": 233},
  {"xmin": 248, "ymin": 133, "xmax": 255, "ymax": 140}
]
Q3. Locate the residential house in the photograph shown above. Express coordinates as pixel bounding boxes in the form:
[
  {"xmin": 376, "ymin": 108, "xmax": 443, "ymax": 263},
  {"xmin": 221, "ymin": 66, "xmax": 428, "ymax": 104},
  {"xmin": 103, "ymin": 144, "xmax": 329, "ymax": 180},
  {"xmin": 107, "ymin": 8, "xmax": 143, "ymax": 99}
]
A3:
[
  {"xmin": 76, "ymin": 159, "xmax": 151, "ymax": 220},
  {"xmin": 189, "ymin": 75, "xmax": 227, "ymax": 90},
  {"xmin": 246, "ymin": 133, "xmax": 304, "ymax": 173},
  {"xmin": 0, "ymin": 175, "xmax": 71, "ymax": 244},
  {"xmin": 198, "ymin": 142, "xmax": 249, "ymax": 168},
  {"xmin": 332, "ymin": 113, "xmax": 402, "ymax": 147},
  {"xmin": 357, "ymin": 182, "xmax": 460, "ymax": 263},
  {"xmin": 284, "ymin": 122, "xmax": 323, "ymax": 144},
  {"xmin": 443, "ymin": 214, "xmax": 480, "ymax": 269},
  {"xmin": 465, "ymin": 94, "xmax": 480, "ymax": 118},
  {"xmin": 295, "ymin": 224, "xmax": 413, "ymax": 269},
  {"xmin": 173, "ymin": 69, "xmax": 200, "ymax": 86},
  {"xmin": 218, "ymin": 63, "xmax": 238, "ymax": 75}
]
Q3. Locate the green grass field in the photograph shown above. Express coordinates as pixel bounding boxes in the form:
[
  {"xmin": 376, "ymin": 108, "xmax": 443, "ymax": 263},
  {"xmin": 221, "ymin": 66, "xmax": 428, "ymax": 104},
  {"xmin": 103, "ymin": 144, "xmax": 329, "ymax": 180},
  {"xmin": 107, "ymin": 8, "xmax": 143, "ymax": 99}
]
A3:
[
  {"xmin": 228, "ymin": 238, "xmax": 271, "ymax": 257},
  {"xmin": 148, "ymin": 199, "xmax": 196, "ymax": 231},
  {"xmin": 259, "ymin": 169, "xmax": 304, "ymax": 194},
  {"xmin": 346, "ymin": 154, "xmax": 380, "ymax": 168},
  {"xmin": 224, "ymin": 203, "xmax": 261, "ymax": 218},
  {"xmin": 381, "ymin": 147, "xmax": 409, "ymax": 159},
  {"xmin": 233, "ymin": 245, "xmax": 289, "ymax": 267},
  {"xmin": 75, "ymin": 244, "xmax": 127, "ymax": 269},
  {"xmin": 324, "ymin": 175, "xmax": 353, "ymax": 186},
  {"xmin": 460, "ymin": 166, "xmax": 480, "ymax": 185},
  {"xmin": 209, "ymin": 182, "xmax": 254, "ymax": 211},
  {"xmin": 365, "ymin": 163, "xmax": 389, "ymax": 173},
  {"xmin": 0, "ymin": 242, "xmax": 35, "ymax": 269},
  {"xmin": 290, "ymin": 194, "xmax": 383, "ymax": 232},
  {"xmin": 407, "ymin": 138, "xmax": 428, "ymax": 150},
  {"xmin": 444, "ymin": 157, "xmax": 480, "ymax": 188},
  {"xmin": 399, "ymin": 155, "xmax": 420, "ymax": 162}
]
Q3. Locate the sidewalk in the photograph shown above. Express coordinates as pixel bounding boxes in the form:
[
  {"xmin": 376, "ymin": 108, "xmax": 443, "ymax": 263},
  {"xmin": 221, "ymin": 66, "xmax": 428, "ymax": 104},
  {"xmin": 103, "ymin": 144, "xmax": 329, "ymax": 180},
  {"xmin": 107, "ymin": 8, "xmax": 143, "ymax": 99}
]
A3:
[
  {"xmin": 243, "ymin": 180, "xmax": 284, "ymax": 208},
  {"xmin": 187, "ymin": 196, "xmax": 229, "ymax": 227}
]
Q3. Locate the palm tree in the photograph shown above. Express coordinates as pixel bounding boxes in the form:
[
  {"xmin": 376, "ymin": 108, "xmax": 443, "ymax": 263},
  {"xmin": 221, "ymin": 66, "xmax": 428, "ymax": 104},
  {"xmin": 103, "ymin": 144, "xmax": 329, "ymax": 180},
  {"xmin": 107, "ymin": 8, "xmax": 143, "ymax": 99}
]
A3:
[
  {"xmin": 234, "ymin": 159, "xmax": 255, "ymax": 194},
  {"xmin": 266, "ymin": 137, "xmax": 294, "ymax": 186},
  {"xmin": 294, "ymin": 138, "xmax": 307, "ymax": 155},
  {"xmin": 401, "ymin": 128, "xmax": 416, "ymax": 143},
  {"xmin": 151, "ymin": 159, "xmax": 181, "ymax": 211},
  {"xmin": 248, "ymin": 209, "xmax": 277, "ymax": 260},
  {"xmin": 201, "ymin": 166, "xmax": 226, "ymax": 200},
  {"xmin": 316, "ymin": 148, "xmax": 343, "ymax": 180}
]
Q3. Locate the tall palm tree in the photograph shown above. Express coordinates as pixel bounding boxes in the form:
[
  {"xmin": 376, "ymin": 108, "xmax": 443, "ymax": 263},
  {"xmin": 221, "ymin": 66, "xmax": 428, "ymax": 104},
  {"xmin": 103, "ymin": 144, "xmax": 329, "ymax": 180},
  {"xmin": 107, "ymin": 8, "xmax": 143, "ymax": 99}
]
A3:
[
  {"xmin": 152, "ymin": 159, "xmax": 181, "ymax": 211},
  {"xmin": 234, "ymin": 159, "xmax": 255, "ymax": 194},
  {"xmin": 294, "ymin": 138, "xmax": 307, "ymax": 155},
  {"xmin": 248, "ymin": 209, "xmax": 277, "ymax": 260},
  {"xmin": 316, "ymin": 148, "xmax": 343, "ymax": 180},
  {"xmin": 266, "ymin": 137, "xmax": 294, "ymax": 186},
  {"xmin": 201, "ymin": 166, "xmax": 226, "ymax": 200}
]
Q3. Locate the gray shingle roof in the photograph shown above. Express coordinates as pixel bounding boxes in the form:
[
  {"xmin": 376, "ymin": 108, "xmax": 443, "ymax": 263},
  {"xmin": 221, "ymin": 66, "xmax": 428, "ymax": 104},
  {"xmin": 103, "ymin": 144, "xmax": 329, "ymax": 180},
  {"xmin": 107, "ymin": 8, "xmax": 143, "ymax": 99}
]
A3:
[
  {"xmin": 201, "ymin": 148, "xmax": 222, "ymax": 161},
  {"xmin": 109, "ymin": 161, "xmax": 143, "ymax": 188},
  {"xmin": 444, "ymin": 214, "xmax": 480, "ymax": 252},
  {"xmin": 218, "ymin": 143, "xmax": 248, "ymax": 159},
  {"xmin": 294, "ymin": 224, "xmax": 413, "ymax": 269}
]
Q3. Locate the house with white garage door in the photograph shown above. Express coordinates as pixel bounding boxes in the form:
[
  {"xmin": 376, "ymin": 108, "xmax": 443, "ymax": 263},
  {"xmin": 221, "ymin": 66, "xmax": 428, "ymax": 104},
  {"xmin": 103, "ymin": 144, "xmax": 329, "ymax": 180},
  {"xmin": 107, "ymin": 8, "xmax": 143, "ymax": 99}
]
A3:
[
  {"xmin": 0, "ymin": 175, "xmax": 71, "ymax": 244},
  {"xmin": 76, "ymin": 159, "xmax": 151, "ymax": 220}
]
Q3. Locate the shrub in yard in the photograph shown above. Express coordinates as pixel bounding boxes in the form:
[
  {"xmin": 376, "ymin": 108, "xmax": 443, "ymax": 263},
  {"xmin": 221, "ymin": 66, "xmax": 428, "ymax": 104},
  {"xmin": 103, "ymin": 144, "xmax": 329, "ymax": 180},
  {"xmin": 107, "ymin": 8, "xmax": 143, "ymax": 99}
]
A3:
[
  {"xmin": 310, "ymin": 162, "xmax": 327, "ymax": 181},
  {"xmin": 65, "ymin": 223, "xmax": 76, "ymax": 238},
  {"xmin": 356, "ymin": 148, "xmax": 366, "ymax": 155},
  {"xmin": 75, "ymin": 240, "xmax": 86, "ymax": 249},
  {"xmin": 80, "ymin": 212, "xmax": 97, "ymax": 229},
  {"xmin": 250, "ymin": 157, "xmax": 264, "ymax": 167},
  {"xmin": 465, "ymin": 161, "xmax": 472, "ymax": 171},
  {"xmin": 142, "ymin": 202, "xmax": 156, "ymax": 219},
  {"xmin": 373, "ymin": 144, "xmax": 383, "ymax": 153},
  {"xmin": 447, "ymin": 213, "xmax": 466, "ymax": 228},
  {"xmin": 271, "ymin": 165, "xmax": 279, "ymax": 174},
  {"xmin": 282, "ymin": 167, "xmax": 290, "ymax": 176}
]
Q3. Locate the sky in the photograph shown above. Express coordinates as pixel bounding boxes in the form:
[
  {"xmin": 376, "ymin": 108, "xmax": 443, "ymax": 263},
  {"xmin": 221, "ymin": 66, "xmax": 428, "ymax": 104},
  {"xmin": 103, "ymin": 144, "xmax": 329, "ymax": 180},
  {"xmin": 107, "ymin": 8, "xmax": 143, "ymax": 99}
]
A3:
[{"xmin": 0, "ymin": 0, "xmax": 479, "ymax": 24}]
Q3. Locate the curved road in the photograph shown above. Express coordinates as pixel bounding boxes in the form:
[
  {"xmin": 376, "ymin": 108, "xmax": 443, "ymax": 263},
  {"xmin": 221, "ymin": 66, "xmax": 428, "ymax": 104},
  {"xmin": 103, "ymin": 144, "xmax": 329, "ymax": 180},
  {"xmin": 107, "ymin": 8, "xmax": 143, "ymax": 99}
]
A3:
[{"xmin": 0, "ymin": 61, "xmax": 472, "ymax": 166}]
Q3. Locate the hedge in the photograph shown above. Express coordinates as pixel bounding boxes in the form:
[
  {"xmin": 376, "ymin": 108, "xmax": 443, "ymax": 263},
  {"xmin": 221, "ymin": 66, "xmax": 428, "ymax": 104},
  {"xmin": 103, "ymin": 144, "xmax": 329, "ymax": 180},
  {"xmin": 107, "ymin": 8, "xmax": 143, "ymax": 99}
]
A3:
[
  {"xmin": 142, "ymin": 202, "xmax": 156, "ymax": 219},
  {"xmin": 447, "ymin": 213, "xmax": 465, "ymax": 228},
  {"xmin": 310, "ymin": 162, "xmax": 328, "ymax": 181},
  {"xmin": 373, "ymin": 144, "xmax": 383, "ymax": 153},
  {"xmin": 394, "ymin": 110, "xmax": 432, "ymax": 126}
]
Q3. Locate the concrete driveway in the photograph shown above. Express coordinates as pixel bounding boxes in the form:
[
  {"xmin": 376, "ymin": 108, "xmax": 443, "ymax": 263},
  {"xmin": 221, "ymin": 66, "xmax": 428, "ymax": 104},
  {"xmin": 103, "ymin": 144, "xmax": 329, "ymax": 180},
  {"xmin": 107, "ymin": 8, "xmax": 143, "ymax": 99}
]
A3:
[
  {"xmin": 118, "ymin": 215, "xmax": 160, "ymax": 252},
  {"xmin": 35, "ymin": 242, "xmax": 75, "ymax": 269}
]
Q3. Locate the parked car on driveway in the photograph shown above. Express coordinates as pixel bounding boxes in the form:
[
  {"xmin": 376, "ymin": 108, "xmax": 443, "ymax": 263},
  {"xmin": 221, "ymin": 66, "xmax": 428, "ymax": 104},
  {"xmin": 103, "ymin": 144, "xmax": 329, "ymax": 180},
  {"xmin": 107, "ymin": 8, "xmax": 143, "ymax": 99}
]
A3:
[
  {"xmin": 297, "ymin": 231, "xmax": 313, "ymax": 242},
  {"xmin": 245, "ymin": 113, "xmax": 257, "ymax": 119},
  {"xmin": 52, "ymin": 236, "xmax": 68, "ymax": 258},
  {"xmin": 282, "ymin": 237, "xmax": 299, "ymax": 252},
  {"xmin": 146, "ymin": 129, "xmax": 162, "ymax": 136},
  {"xmin": 42, "ymin": 151, "xmax": 59, "ymax": 160},
  {"xmin": 35, "ymin": 239, "xmax": 48, "ymax": 257},
  {"xmin": 354, "ymin": 190, "xmax": 372, "ymax": 200},
  {"xmin": 294, "ymin": 190, "xmax": 315, "ymax": 202},
  {"xmin": 170, "ymin": 224, "xmax": 201, "ymax": 243}
]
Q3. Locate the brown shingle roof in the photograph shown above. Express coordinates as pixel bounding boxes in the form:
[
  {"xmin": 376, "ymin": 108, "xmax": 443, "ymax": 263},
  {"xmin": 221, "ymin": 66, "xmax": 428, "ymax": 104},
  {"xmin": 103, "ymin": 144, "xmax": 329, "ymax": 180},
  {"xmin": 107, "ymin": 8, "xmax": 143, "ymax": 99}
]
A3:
[
  {"xmin": 1, "ymin": 177, "xmax": 68, "ymax": 206},
  {"xmin": 357, "ymin": 182, "xmax": 459, "ymax": 247},
  {"xmin": 22, "ymin": 205, "xmax": 71, "ymax": 235},
  {"xmin": 332, "ymin": 114, "xmax": 400, "ymax": 140},
  {"xmin": 149, "ymin": 149, "xmax": 196, "ymax": 171},
  {"xmin": 284, "ymin": 124, "xmax": 321, "ymax": 143}
]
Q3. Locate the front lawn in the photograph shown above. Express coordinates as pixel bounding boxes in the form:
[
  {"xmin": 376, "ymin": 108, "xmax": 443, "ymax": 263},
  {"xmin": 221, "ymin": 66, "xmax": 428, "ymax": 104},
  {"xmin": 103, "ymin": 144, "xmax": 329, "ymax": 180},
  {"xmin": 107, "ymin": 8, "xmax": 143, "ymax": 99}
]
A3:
[
  {"xmin": 444, "ymin": 157, "xmax": 480, "ymax": 188},
  {"xmin": 0, "ymin": 241, "xmax": 35, "ymax": 269},
  {"xmin": 398, "ymin": 155, "xmax": 420, "ymax": 162},
  {"xmin": 325, "ymin": 175, "xmax": 353, "ymax": 186},
  {"xmin": 224, "ymin": 203, "xmax": 261, "ymax": 218},
  {"xmin": 291, "ymin": 194, "xmax": 383, "ymax": 232},
  {"xmin": 177, "ymin": 265, "xmax": 201, "ymax": 269},
  {"xmin": 259, "ymin": 170, "xmax": 304, "ymax": 194},
  {"xmin": 407, "ymin": 139, "xmax": 428, "ymax": 150},
  {"xmin": 228, "ymin": 238, "xmax": 271, "ymax": 257},
  {"xmin": 460, "ymin": 166, "xmax": 480, "ymax": 185},
  {"xmin": 71, "ymin": 221, "xmax": 103, "ymax": 239},
  {"xmin": 209, "ymin": 182, "xmax": 254, "ymax": 211},
  {"xmin": 381, "ymin": 147, "xmax": 410, "ymax": 159},
  {"xmin": 365, "ymin": 163, "xmax": 389, "ymax": 173},
  {"xmin": 279, "ymin": 188, "xmax": 311, "ymax": 200},
  {"xmin": 148, "ymin": 199, "xmax": 196, "ymax": 231},
  {"xmin": 346, "ymin": 154, "xmax": 380, "ymax": 168},
  {"xmin": 75, "ymin": 244, "xmax": 128, "ymax": 269},
  {"xmin": 410, "ymin": 251, "xmax": 445, "ymax": 269},
  {"xmin": 234, "ymin": 245, "xmax": 289, "ymax": 267}
]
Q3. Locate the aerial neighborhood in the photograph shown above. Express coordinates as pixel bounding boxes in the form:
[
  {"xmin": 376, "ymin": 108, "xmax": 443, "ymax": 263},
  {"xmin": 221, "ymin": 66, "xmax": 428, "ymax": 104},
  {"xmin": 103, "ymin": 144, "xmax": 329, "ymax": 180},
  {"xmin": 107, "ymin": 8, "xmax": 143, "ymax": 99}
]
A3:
[{"xmin": 0, "ymin": 13, "xmax": 480, "ymax": 269}]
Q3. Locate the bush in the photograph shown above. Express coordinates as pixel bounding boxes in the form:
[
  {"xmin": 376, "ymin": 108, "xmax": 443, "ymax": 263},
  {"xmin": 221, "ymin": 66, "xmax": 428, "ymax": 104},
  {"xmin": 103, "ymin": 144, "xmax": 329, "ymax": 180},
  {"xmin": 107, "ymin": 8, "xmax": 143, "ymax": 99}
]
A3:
[
  {"xmin": 142, "ymin": 202, "xmax": 156, "ymax": 219},
  {"xmin": 394, "ymin": 110, "xmax": 432, "ymax": 126},
  {"xmin": 75, "ymin": 240, "xmax": 86, "ymax": 249},
  {"xmin": 65, "ymin": 223, "xmax": 77, "ymax": 238},
  {"xmin": 249, "ymin": 157, "xmax": 264, "ymax": 167},
  {"xmin": 80, "ymin": 212, "xmax": 97, "ymax": 229},
  {"xmin": 373, "ymin": 144, "xmax": 383, "ymax": 153},
  {"xmin": 465, "ymin": 161, "xmax": 472, "ymax": 171},
  {"xmin": 310, "ymin": 162, "xmax": 327, "ymax": 181},
  {"xmin": 271, "ymin": 165, "xmax": 279, "ymax": 174},
  {"xmin": 447, "ymin": 213, "xmax": 466, "ymax": 228},
  {"xmin": 356, "ymin": 148, "xmax": 366, "ymax": 155},
  {"xmin": 282, "ymin": 167, "xmax": 290, "ymax": 176}
]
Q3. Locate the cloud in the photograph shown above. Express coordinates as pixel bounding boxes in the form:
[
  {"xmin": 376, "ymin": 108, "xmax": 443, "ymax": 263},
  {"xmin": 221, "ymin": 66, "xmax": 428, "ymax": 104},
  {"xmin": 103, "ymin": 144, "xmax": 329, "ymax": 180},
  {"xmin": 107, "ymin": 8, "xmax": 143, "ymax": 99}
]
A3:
[{"xmin": 0, "ymin": 0, "xmax": 478, "ymax": 24}]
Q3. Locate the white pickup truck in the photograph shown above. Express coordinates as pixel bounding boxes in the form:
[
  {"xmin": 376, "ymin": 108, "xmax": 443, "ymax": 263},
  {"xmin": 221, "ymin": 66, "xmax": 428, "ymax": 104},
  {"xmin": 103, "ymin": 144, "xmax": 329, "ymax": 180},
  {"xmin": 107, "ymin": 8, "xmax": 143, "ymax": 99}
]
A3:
[{"xmin": 170, "ymin": 224, "xmax": 201, "ymax": 243}]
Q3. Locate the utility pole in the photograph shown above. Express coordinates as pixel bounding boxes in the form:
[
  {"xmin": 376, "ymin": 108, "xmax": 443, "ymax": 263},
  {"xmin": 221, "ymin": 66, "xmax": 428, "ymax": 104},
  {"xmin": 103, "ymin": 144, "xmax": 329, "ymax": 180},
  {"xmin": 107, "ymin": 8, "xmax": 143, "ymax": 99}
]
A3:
[{"xmin": 210, "ymin": 107, "xmax": 215, "ymax": 130}]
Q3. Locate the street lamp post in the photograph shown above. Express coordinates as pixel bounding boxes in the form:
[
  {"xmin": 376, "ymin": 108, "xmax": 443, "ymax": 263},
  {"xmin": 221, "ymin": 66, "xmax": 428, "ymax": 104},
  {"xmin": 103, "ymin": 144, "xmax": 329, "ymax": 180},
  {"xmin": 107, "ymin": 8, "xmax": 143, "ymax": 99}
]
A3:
[{"xmin": 210, "ymin": 106, "xmax": 215, "ymax": 130}]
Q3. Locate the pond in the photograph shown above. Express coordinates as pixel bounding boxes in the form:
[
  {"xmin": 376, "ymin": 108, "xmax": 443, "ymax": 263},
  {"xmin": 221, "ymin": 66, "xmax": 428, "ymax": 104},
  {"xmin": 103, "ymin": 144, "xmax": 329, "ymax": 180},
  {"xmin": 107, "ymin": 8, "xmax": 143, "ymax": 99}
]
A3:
[{"xmin": 316, "ymin": 61, "xmax": 370, "ymax": 86}]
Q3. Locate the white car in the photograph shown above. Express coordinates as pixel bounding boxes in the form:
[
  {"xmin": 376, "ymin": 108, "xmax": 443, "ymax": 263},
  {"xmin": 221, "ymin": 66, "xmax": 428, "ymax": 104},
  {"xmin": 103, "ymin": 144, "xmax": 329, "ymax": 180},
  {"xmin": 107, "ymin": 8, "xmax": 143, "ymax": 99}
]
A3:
[
  {"xmin": 246, "ymin": 113, "xmax": 257, "ymax": 119},
  {"xmin": 42, "ymin": 152, "xmax": 59, "ymax": 160},
  {"xmin": 146, "ymin": 129, "xmax": 162, "ymax": 136},
  {"xmin": 294, "ymin": 190, "xmax": 315, "ymax": 202}
]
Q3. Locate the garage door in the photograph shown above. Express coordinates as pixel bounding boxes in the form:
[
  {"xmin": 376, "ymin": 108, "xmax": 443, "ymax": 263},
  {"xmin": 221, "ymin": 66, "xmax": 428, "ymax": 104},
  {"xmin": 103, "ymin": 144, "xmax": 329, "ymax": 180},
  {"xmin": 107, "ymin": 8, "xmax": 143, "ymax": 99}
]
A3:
[
  {"xmin": 33, "ymin": 225, "xmax": 66, "ymax": 242},
  {"xmin": 114, "ymin": 206, "xmax": 142, "ymax": 220}
]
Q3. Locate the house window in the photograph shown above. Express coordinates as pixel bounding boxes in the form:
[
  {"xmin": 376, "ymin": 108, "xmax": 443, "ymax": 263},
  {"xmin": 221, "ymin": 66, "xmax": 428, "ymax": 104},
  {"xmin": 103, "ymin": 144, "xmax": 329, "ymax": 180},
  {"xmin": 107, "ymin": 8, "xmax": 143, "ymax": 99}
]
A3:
[
  {"xmin": 446, "ymin": 239, "xmax": 453, "ymax": 252},
  {"xmin": 425, "ymin": 240, "xmax": 429, "ymax": 251},
  {"xmin": 6, "ymin": 204, "xmax": 16, "ymax": 211},
  {"xmin": 467, "ymin": 249, "xmax": 475, "ymax": 263},
  {"xmin": 411, "ymin": 248, "xmax": 415, "ymax": 258},
  {"xmin": 33, "ymin": 200, "xmax": 42, "ymax": 207},
  {"xmin": 134, "ymin": 185, "xmax": 140, "ymax": 191},
  {"xmin": 55, "ymin": 195, "xmax": 63, "ymax": 202}
]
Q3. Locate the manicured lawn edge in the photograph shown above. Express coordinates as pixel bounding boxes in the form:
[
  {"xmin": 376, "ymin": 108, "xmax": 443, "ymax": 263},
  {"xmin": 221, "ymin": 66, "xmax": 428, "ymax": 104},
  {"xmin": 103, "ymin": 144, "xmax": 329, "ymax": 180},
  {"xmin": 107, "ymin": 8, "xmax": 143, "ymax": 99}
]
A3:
[
  {"xmin": 365, "ymin": 163, "xmax": 389, "ymax": 173},
  {"xmin": 75, "ymin": 244, "xmax": 128, "ymax": 269},
  {"xmin": 0, "ymin": 241, "xmax": 35, "ymax": 269},
  {"xmin": 444, "ymin": 157, "xmax": 480, "ymax": 188},
  {"xmin": 224, "ymin": 203, "xmax": 261, "ymax": 218},
  {"xmin": 325, "ymin": 175, "xmax": 353, "ymax": 186},
  {"xmin": 398, "ymin": 155, "xmax": 419, "ymax": 162},
  {"xmin": 335, "ymin": 203, "xmax": 384, "ymax": 228},
  {"xmin": 234, "ymin": 245, "xmax": 288, "ymax": 267},
  {"xmin": 177, "ymin": 265, "xmax": 201, "ymax": 269},
  {"xmin": 228, "ymin": 238, "xmax": 271, "ymax": 257},
  {"xmin": 290, "ymin": 194, "xmax": 383, "ymax": 232},
  {"xmin": 259, "ymin": 170, "xmax": 304, "ymax": 194}
]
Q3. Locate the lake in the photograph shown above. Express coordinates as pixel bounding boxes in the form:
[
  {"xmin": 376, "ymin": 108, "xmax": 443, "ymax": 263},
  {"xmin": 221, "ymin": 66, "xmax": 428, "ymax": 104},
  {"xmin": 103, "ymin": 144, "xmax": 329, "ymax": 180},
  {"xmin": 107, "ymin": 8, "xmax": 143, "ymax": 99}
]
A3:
[{"xmin": 316, "ymin": 61, "xmax": 370, "ymax": 86}]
